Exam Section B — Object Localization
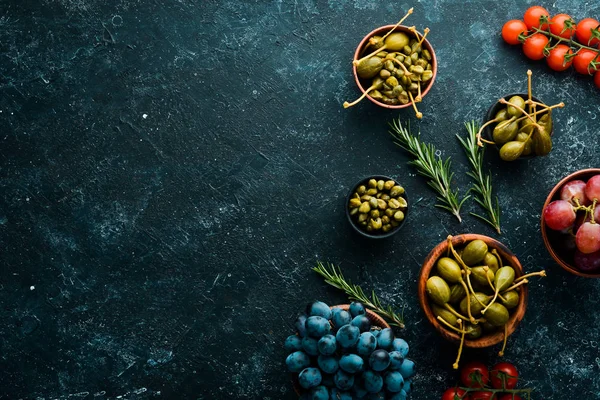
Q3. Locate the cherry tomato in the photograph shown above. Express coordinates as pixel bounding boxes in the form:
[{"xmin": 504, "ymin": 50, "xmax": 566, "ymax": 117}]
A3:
[
  {"xmin": 550, "ymin": 14, "xmax": 576, "ymax": 39},
  {"xmin": 595, "ymin": 71, "xmax": 600, "ymax": 89},
  {"xmin": 498, "ymin": 395, "xmax": 522, "ymax": 400},
  {"xmin": 573, "ymin": 49, "xmax": 600, "ymax": 75},
  {"xmin": 523, "ymin": 6, "xmax": 550, "ymax": 30},
  {"xmin": 490, "ymin": 362, "xmax": 519, "ymax": 390},
  {"xmin": 470, "ymin": 391, "xmax": 495, "ymax": 400},
  {"xmin": 442, "ymin": 387, "xmax": 468, "ymax": 400},
  {"xmin": 460, "ymin": 361, "xmax": 489, "ymax": 388},
  {"xmin": 522, "ymin": 33, "xmax": 550, "ymax": 60},
  {"xmin": 546, "ymin": 44, "xmax": 573, "ymax": 71},
  {"xmin": 576, "ymin": 18, "xmax": 600, "ymax": 47},
  {"xmin": 502, "ymin": 20, "xmax": 528, "ymax": 45}
]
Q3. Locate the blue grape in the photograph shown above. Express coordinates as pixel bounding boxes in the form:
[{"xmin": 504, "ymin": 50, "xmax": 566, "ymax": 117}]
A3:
[
  {"xmin": 302, "ymin": 336, "xmax": 319, "ymax": 356},
  {"xmin": 388, "ymin": 351, "xmax": 403, "ymax": 370},
  {"xmin": 329, "ymin": 388, "xmax": 353, "ymax": 400},
  {"xmin": 311, "ymin": 385, "xmax": 329, "ymax": 400},
  {"xmin": 384, "ymin": 371, "xmax": 405, "ymax": 392},
  {"xmin": 369, "ymin": 349, "xmax": 390, "ymax": 372},
  {"xmin": 349, "ymin": 302, "xmax": 366, "ymax": 317},
  {"xmin": 389, "ymin": 390, "xmax": 408, "ymax": 400},
  {"xmin": 334, "ymin": 369, "xmax": 354, "ymax": 391},
  {"xmin": 299, "ymin": 367, "xmax": 322, "ymax": 389},
  {"xmin": 398, "ymin": 358, "xmax": 415, "ymax": 379},
  {"xmin": 353, "ymin": 384, "xmax": 368, "ymax": 399},
  {"xmin": 402, "ymin": 378, "xmax": 412, "ymax": 393},
  {"xmin": 286, "ymin": 351, "xmax": 311, "ymax": 372},
  {"xmin": 284, "ymin": 335, "xmax": 302, "ymax": 352},
  {"xmin": 339, "ymin": 354, "xmax": 364, "ymax": 374},
  {"xmin": 335, "ymin": 324, "xmax": 360, "ymax": 348},
  {"xmin": 306, "ymin": 316, "xmax": 331, "ymax": 338},
  {"xmin": 356, "ymin": 332, "xmax": 377, "ymax": 356},
  {"xmin": 391, "ymin": 338, "xmax": 409, "ymax": 357},
  {"xmin": 296, "ymin": 314, "xmax": 308, "ymax": 337},
  {"xmin": 370, "ymin": 328, "xmax": 381, "ymax": 338},
  {"xmin": 331, "ymin": 308, "xmax": 352, "ymax": 329},
  {"xmin": 308, "ymin": 301, "xmax": 332, "ymax": 320},
  {"xmin": 376, "ymin": 328, "xmax": 394, "ymax": 350},
  {"xmin": 351, "ymin": 315, "xmax": 371, "ymax": 333},
  {"xmin": 321, "ymin": 373, "xmax": 334, "ymax": 388},
  {"xmin": 361, "ymin": 370, "xmax": 383, "ymax": 393},
  {"xmin": 318, "ymin": 355, "xmax": 339, "ymax": 374},
  {"xmin": 318, "ymin": 334, "xmax": 337, "ymax": 355}
]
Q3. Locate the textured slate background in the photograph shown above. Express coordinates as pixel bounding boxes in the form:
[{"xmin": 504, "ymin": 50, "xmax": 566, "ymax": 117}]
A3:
[{"xmin": 1, "ymin": 0, "xmax": 600, "ymax": 399}]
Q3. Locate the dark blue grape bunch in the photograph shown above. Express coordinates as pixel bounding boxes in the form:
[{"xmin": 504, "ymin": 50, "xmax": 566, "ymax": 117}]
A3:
[{"xmin": 285, "ymin": 301, "xmax": 416, "ymax": 399}]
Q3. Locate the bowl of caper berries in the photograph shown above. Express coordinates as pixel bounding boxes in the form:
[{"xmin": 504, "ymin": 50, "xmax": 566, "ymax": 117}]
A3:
[
  {"xmin": 346, "ymin": 176, "xmax": 408, "ymax": 239},
  {"xmin": 347, "ymin": 23, "xmax": 437, "ymax": 114}
]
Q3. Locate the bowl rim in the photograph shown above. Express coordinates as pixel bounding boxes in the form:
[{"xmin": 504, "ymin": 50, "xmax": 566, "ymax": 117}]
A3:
[
  {"xmin": 541, "ymin": 168, "xmax": 600, "ymax": 278},
  {"xmin": 345, "ymin": 175, "xmax": 408, "ymax": 239},
  {"xmin": 482, "ymin": 93, "xmax": 552, "ymax": 160},
  {"xmin": 418, "ymin": 234, "xmax": 528, "ymax": 348},
  {"xmin": 352, "ymin": 24, "xmax": 437, "ymax": 109}
]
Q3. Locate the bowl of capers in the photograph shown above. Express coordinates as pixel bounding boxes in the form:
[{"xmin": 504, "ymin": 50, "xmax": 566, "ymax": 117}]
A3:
[
  {"xmin": 347, "ymin": 23, "xmax": 437, "ymax": 114},
  {"xmin": 346, "ymin": 176, "xmax": 408, "ymax": 239}
]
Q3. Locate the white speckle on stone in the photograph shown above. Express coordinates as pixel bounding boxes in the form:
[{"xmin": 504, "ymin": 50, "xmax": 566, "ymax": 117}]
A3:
[
  {"xmin": 142, "ymin": 114, "xmax": 148, "ymax": 119},
  {"xmin": 30, "ymin": 286, "xmax": 35, "ymax": 290}
]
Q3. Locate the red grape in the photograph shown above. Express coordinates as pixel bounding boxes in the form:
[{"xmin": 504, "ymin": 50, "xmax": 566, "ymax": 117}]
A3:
[
  {"xmin": 575, "ymin": 222, "xmax": 600, "ymax": 254},
  {"xmin": 585, "ymin": 175, "xmax": 600, "ymax": 202},
  {"xmin": 543, "ymin": 200, "xmax": 576, "ymax": 231},
  {"xmin": 560, "ymin": 180, "xmax": 589, "ymax": 206},
  {"xmin": 595, "ymin": 206, "xmax": 600, "ymax": 223},
  {"xmin": 574, "ymin": 250, "xmax": 600, "ymax": 272},
  {"xmin": 574, "ymin": 213, "xmax": 591, "ymax": 234}
]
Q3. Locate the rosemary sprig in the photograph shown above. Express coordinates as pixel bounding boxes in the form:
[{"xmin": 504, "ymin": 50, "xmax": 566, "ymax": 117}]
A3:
[
  {"xmin": 456, "ymin": 121, "xmax": 501, "ymax": 234},
  {"xmin": 313, "ymin": 261, "xmax": 405, "ymax": 329},
  {"xmin": 389, "ymin": 118, "xmax": 469, "ymax": 222}
]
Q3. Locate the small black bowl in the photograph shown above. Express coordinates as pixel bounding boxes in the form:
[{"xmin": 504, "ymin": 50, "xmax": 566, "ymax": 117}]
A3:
[
  {"xmin": 345, "ymin": 175, "xmax": 408, "ymax": 239},
  {"xmin": 483, "ymin": 93, "xmax": 553, "ymax": 158}
]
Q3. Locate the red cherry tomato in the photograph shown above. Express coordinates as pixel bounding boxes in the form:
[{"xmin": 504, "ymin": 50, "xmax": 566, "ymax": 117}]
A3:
[
  {"xmin": 442, "ymin": 387, "xmax": 468, "ymax": 400},
  {"xmin": 573, "ymin": 49, "xmax": 600, "ymax": 75},
  {"xmin": 470, "ymin": 391, "xmax": 495, "ymax": 400},
  {"xmin": 523, "ymin": 6, "xmax": 550, "ymax": 30},
  {"xmin": 460, "ymin": 361, "xmax": 490, "ymax": 388},
  {"xmin": 522, "ymin": 33, "xmax": 550, "ymax": 60},
  {"xmin": 502, "ymin": 20, "xmax": 528, "ymax": 45},
  {"xmin": 550, "ymin": 14, "xmax": 576, "ymax": 39},
  {"xmin": 498, "ymin": 395, "xmax": 522, "ymax": 400},
  {"xmin": 595, "ymin": 71, "xmax": 600, "ymax": 89},
  {"xmin": 490, "ymin": 362, "xmax": 519, "ymax": 390},
  {"xmin": 576, "ymin": 18, "xmax": 600, "ymax": 47},
  {"xmin": 546, "ymin": 44, "xmax": 573, "ymax": 71}
]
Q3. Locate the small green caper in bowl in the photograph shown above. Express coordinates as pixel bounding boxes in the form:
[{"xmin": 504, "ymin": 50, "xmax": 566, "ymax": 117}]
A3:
[{"xmin": 346, "ymin": 175, "xmax": 408, "ymax": 239}]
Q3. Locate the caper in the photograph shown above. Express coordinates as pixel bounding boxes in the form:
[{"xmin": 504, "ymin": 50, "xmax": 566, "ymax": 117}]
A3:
[
  {"xmin": 350, "ymin": 207, "xmax": 359, "ymax": 216},
  {"xmin": 349, "ymin": 198, "xmax": 362, "ymax": 208},
  {"xmin": 410, "ymin": 52, "xmax": 419, "ymax": 62},
  {"xmin": 422, "ymin": 49, "xmax": 432, "ymax": 60},
  {"xmin": 388, "ymin": 198, "xmax": 401, "ymax": 209},
  {"xmin": 375, "ymin": 50, "xmax": 387, "ymax": 57},
  {"xmin": 415, "ymin": 59, "xmax": 428, "ymax": 69},
  {"xmin": 426, "ymin": 63, "xmax": 432, "ymax": 70},
  {"xmin": 370, "ymin": 90, "xmax": 383, "ymax": 101},
  {"xmin": 403, "ymin": 56, "xmax": 412, "ymax": 67},
  {"xmin": 421, "ymin": 70, "xmax": 433, "ymax": 82},
  {"xmin": 384, "ymin": 180, "xmax": 395, "ymax": 190},
  {"xmin": 402, "ymin": 45, "xmax": 412, "ymax": 55},
  {"xmin": 356, "ymin": 185, "xmax": 366, "ymax": 195},
  {"xmin": 366, "ymin": 225, "xmax": 373, "ymax": 232},
  {"xmin": 390, "ymin": 185, "xmax": 405, "ymax": 197},
  {"xmin": 381, "ymin": 215, "xmax": 390, "ymax": 224},
  {"xmin": 368, "ymin": 179, "xmax": 377, "ymax": 188},
  {"xmin": 380, "ymin": 194, "xmax": 390, "ymax": 201},
  {"xmin": 395, "ymin": 54, "xmax": 405, "ymax": 62},
  {"xmin": 465, "ymin": 324, "xmax": 483, "ymax": 339},
  {"xmin": 462, "ymin": 239, "xmax": 488, "ymax": 266},
  {"xmin": 384, "ymin": 60, "xmax": 395, "ymax": 71},
  {"xmin": 385, "ymin": 77, "xmax": 399, "ymax": 88},
  {"xmin": 370, "ymin": 217, "xmax": 383, "ymax": 230},
  {"xmin": 370, "ymin": 209, "xmax": 380, "ymax": 219},
  {"xmin": 411, "ymin": 42, "xmax": 422, "ymax": 54},
  {"xmin": 366, "ymin": 188, "xmax": 378, "ymax": 196},
  {"xmin": 411, "ymin": 65, "xmax": 425, "ymax": 75},
  {"xmin": 392, "ymin": 85, "xmax": 404, "ymax": 98},
  {"xmin": 395, "ymin": 197, "xmax": 407, "ymax": 208},
  {"xmin": 369, "ymin": 197, "xmax": 378, "ymax": 209},
  {"xmin": 398, "ymin": 92, "xmax": 409, "ymax": 104},
  {"xmin": 379, "ymin": 69, "xmax": 391, "ymax": 79},
  {"xmin": 426, "ymin": 276, "xmax": 451, "ymax": 306},
  {"xmin": 409, "ymin": 82, "xmax": 418, "ymax": 92},
  {"xmin": 360, "ymin": 195, "xmax": 371, "ymax": 201},
  {"xmin": 382, "ymin": 97, "xmax": 399, "ymax": 105},
  {"xmin": 376, "ymin": 199, "xmax": 386, "ymax": 210},
  {"xmin": 391, "ymin": 220, "xmax": 400, "ymax": 227},
  {"xmin": 358, "ymin": 213, "xmax": 368, "ymax": 223},
  {"xmin": 382, "ymin": 224, "xmax": 392, "ymax": 233},
  {"xmin": 485, "ymin": 303, "xmax": 510, "ymax": 327},
  {"xmin": 382, "ymin": 90, "xmax": 394, "ymax": 98},
  {"xmin": 393, "ymin": 211, "xmax": 404, "ymax": 222},
  {"xmin": 359, "ymin": 202, "xmax": 371, "ymax": 214},
  {"xmin": 385, "ymin": 208, "xmax": 395, "ymax": 217},
  {"xmin": 437, "ymin": 257, "xmax": 461, "ymax": 283}
]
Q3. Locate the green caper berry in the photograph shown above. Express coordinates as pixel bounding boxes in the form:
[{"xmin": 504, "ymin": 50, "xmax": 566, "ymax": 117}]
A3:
[
  {"xmin": 349, "ymin": 198, "xmax": 362, "ymax": 208},
  {"xmin": 411, "ymin": 52, "xmax": 419, "ymax": 62},
  {"xmin": 384, "ymin": 180, "xmax": 395, "ymax": 190},
  {"xmin": 369, "ymin": 197, "xmax": 378, "ymax": 209},
  {"xmin": 370, "ymin": 209, "xmax": 380, "ymax": 218},
  {"xmin": 357, "ymin": 185, "xmax": 366, "ymax": 195},
  {"xmin": 422, "ymin": 49, "xmax": 432, "ymax": 61},
  {"xmin": 366, "ymin": 188, "xmax": 378, "ymax": 196},
  {"xmin": 390, "ymin": 186, "xmax": 404, "ymax": 197},
  {"xmin": 394, "ymin": 211, "xmax": 405, "ymax": 222},
  {"xmin": 359, "ymin": 202, "xmax": 371, "ymax": 213},
  {"xmin": 379, "ymin": 69, "xmax": 391, "ymax": 79}
]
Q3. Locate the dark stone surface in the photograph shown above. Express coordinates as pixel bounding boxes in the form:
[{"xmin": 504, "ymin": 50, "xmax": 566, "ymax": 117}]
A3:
[{"xmin": 1, "ymin": 0, "xmax": 599, "ymax": 399}]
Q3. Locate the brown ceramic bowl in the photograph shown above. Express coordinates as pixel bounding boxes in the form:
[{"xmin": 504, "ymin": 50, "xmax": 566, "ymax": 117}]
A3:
[
  {"xmin": 292, "ymin": 304, "xmax": 390, "ymax": 395},
  {"xmin": 352, "ymin": 25, "xmax": 437, "ymax": 109},
  {"xmin": 418, "ymin": 234, "xmax": 528, "ymax": 348},
  {"xmin": 541, "ymin": 168, "xmax": 600, "ymax": 278}
]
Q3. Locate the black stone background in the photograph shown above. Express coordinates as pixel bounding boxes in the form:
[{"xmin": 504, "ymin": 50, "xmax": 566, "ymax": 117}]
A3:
[{"xmin": 1, "ymin": 0, "xmax": 600, "ymax": 399}]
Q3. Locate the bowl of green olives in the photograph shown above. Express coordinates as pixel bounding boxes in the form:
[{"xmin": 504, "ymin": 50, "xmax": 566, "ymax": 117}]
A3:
[
  {"xmin": 350, "ymin": 25, "xmax": 437, "ymax": 110},
  {"xmin": 418, "ymin": 234, "xmax": 529, "ymax": 349},
  {"xmin": 346, "ymin": 176, "xmax": 408, "ymax": 239},
  {"xmin": 480, "ymin": 90, "xmax": 564, "ymax": 162}
]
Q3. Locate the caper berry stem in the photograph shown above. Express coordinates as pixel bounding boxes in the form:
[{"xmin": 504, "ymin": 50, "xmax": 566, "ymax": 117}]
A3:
[
  {"xmin": 447, "ymin": 237, "xmax": 481, "ymax": 317},
  {"xmin": 498, "ymin": 324, "xmax": 509, "ymax": 357},
  {"xmin": 355, "ymin": 47, "xmax": 389, "ymax": 65},
  {"xmin": 387, "ymin": 57, "xmax": 413, "ymax": 76},
  {"xmin": 492, "ymin": 249, "xmax": 504, "ymax": 269},
  {"xmin": 437, "ymin": 316, "xmax": 466, "ymax": 334},
  {"xmin": 416, "ymin": 27, "xmax": 430, "ymax": 47},
  {"xmin": 501, "ymin": 279, "xmax": 528, "ymax": 294},
  {"xmin": 407, "ymin": 91, "xmax": 422, "ymax": 119},
  {"xmin": 444, "ymin": 303, "xmax": 471, "ymax": 322},
  {"xmin": 458, "ymin": 273, "xmax": 476, "ymax": 323},
  {"xmin": 498, "ymin": 98, "xmax": 542, "ymax": 130},
  {"xmin": 380, "ymin": 7, "xmax": 414, "ymax": 43},
  {"xmin": 453, "ymin": 319, "xmax": 466, "ymax": 370},
  {"xmin": 514, "ymin": 270, "xmax": 547, "ymax": 283},
  {"xmin": 525, "ymin": 100, "xmax": 565, "ymax": 111},
  {"xmin": 416, "ymin": 81, "xmax": 422, "ymax": 102},
  {"xmin": 343, "ymin": 84, "xmax": 378, "ymax": 108},
  {"xmin": 476, "ymin": 116, "xmax": 505, "ymax": 147},
  {"xmin": 527, "ymin": 69, "xmax": 533, "ymax": 116}
]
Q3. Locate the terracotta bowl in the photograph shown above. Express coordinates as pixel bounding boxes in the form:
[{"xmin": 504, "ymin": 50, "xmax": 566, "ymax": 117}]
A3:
[
  {"xmin": 418, "ymin": 234, "xmax": 528, "ymax": 348},
  {"xmin": 541, "ymin": 168, "xmax": 600, "ymax": 278},
  {"xmin": 292, "ymin": 304, "xmax": 390, "ymax": 394},
  {"xmin": 482, "ymin": 94, "xmax": 553, "ymax": 160},
  {"xmin": 345, "ymin": 175, "xmax": 409, "ymax": 239},
  {"xmin": 352, "ymin": 25, "xmax": 437, "ymax": 109}
]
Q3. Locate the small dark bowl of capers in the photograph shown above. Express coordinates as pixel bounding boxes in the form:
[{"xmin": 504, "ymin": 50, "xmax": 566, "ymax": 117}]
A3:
[
  {"xmin": 350, "ymin": 24, "xmax": 437, "ymax": 111},
  {"xmin": 481, "ymin": 91, "xmax": 558, "ymax": 162},
  {"xmin": 346, "ymin": 175, "xmax": 408, "ymax": 239}
]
